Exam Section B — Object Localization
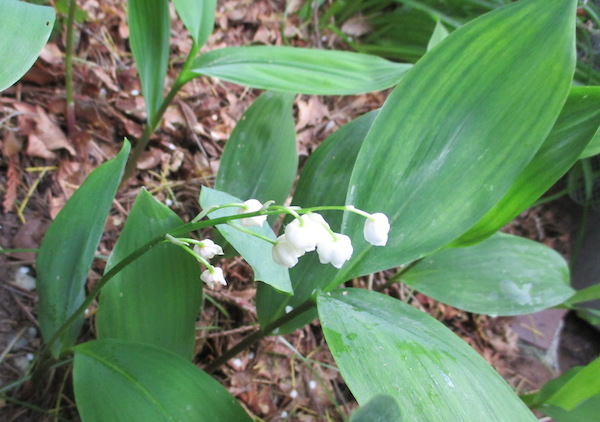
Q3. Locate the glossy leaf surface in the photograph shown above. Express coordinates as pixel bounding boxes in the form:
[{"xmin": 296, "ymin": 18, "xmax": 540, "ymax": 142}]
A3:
[
  {"xmin": 580, "ymin": 127, "xmax": 600, "ymax": 158},
  {"xmin": 257, "ymin": 0, "xmax": 577, "ymax": 333},
  {"xmin": 337, "ymin": 0, "xmax": 576, "ymax": 286},
  {"xmin": 96, "ymin": 189, "xmax": 202, "ymax": 359},
  {"xmin": 184, "ymin": 46, "xmax": 412, "ymax": 94},
  {"xmin": 318, "ymin": 289, "xmax": 537, "ymax": 421},
  {"xmin": 216, "ymin": 91, "xmax": 297, "ymax": 206},
  {"xmin": 37, "ymin": 142, "xmax": 130, "ymax": 357},
  {"xmin": 401, "ymin": 233, "xmax": 574, "ymax": 315},
  {"xmin": 200, "ymin": 187, "xmax": 292, "ymax": 293},
  {"xmin": 128, "ymin": 0, "xmax": 170, "ymax": 122},
  {"xmin": 173, "ymin": 0, "xmax": 216, "ymax": 47},
  {"xmin": 456, "ymin": 86, "xmax": 600, "ymax": 245},
  {"xmin": 73, "ymin": 339, "xmax": 252, "ymax": 422},
  {"xmin": 0, "ymin": 0, "xmax": 55, "ymax": 91},
  {"xmin": 256, "ymin": 112, "xmax": 378, "ymax": 330}
]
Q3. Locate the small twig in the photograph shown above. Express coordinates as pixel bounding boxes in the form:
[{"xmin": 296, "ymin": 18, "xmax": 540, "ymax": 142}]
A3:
[
  {"xmin": 8, "ymin": 290, "xmax": 39, "ymax": 329},
  {"xmin": 205, "ymin": 325, "xmax": 258, "ymax": 339},
  {"xmin": 0, "ymin": 327, "xmax": 27, "ymax": 366}
]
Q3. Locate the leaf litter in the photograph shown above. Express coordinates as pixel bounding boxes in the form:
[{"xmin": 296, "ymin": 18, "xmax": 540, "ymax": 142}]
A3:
[{"xmin": 0, "ymin": 1, "xmax": 597, "ymax": 421}]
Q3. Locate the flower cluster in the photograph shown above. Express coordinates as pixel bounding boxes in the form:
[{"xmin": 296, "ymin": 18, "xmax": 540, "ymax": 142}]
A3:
[
  {"xmin": 170, "ymin": 199, "xmax": 390, "ymax": 288},
  {"xmin": 272, "ymin": 209, "xmax": 390, "ymax": 270}
]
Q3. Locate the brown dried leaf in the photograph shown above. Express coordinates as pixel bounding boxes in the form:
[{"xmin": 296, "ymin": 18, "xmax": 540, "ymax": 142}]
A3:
[
  {"xmin": 14, "ymin": 103, "xmax": 75, "ymax": 156},
  {"xmin": 2, "ymin": 156, "xmax": 19, "ymax": 214},
  {"xmin": 296, "ymin": 96, "xmax": 329, "ymax": 130}
]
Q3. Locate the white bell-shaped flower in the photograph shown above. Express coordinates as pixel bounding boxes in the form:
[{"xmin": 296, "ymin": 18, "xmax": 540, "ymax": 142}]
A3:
[
  {"xmin": 272, "ymin": 235, "xmax": 305, "ymax": 268},
  {"xmin": 200, "ymin": 267, "xmax": 227, "ymax": 289},
  {"xmin": 193, "ymin": 239, "xmax": 224, "ymax": 260},
  {"xmin": 285, "ymin": 213, "xmax": 330, "ymax": 252},
  {"xmin": 238, "ymin": 199, "xmax": 267, "ymax": 227},
  {"xmin": 363, "ymin": 213, "xmax": 390, "ymax": 246},
  {"xmin": 316, "ymin": 233, "xmax": 353, "ymax": 269}
]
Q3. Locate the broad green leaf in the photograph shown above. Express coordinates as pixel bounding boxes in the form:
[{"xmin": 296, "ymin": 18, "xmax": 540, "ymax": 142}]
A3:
[
  {"xmin": 426, "ymin": 20, "xmax": 449, "ymax": 51},
  {"xmin": 579, "ymin": 127, "xmax": 600, "ymax": 158},
  {"xmin": 0, "ymin": 0, "xmax": 55, "ymax": 91},
  {"xmin": 128, "ymin": 0, "xmax": 170, "ymax": 123},
  {"xmin": 455, "ymin": 86, "xmax": 600, "ymax": 245},
  {"xmin": 73, "ymin": 339, "xmax": 252, "ymax": 422},
  {"xmin": 401, "ymin": 233, "xmax": 574, "ymax": 315},
  {"xmin": 564, "ymin": 283, "xmax": 600, "ymax": 306},
  {"xmin": 216, "ymin": 91, "xmax": 297, "ymax": 207},
  {"xmin": 543, "ymin": 357, "xmax": 600, "ymax": 411},
  {"xmin": 318, "ymin": 289, "xmax": 537, "ymax": 422},
  {"xmin": 200, "ymin": 187, "xmax": 292, "ymax": 293},
  {"xmin": 37, "ymin": 142, "xmax": 130, "ymax": 358},
  {"xmin": 258, "ymin": 0, "xmax": 577, "ymax": 333},
  {"xmin": 183, "ymin": 46, "xmax": 412, "ymax": 94},
  {"xmin": 523, "ymin": 358, "xmax": 600, "ymax": 421},
  {"xmin": 360, "ymin": 8, "xmax": 437, "ymax": 63},
  {"xmin": 538, "ymin": 396, "xmax": 600, "ymax": 422},
  {"xmin": 337, "ymin": 0, "xmax": 576, "ymax": 286},
  {"xmin": 96, "ymin": 189, "xmax": 202, "ymax": 359},
  {"xmin": 349, "ymin": 395, "xmax": 403, "ymax": 422},
  {"xmin": 256, "ymin": 111, "xmax": 378, "ymax": 331},
  {"xmin": 173, "ymin": 0, "xmax": 216, "ymax": 48}
]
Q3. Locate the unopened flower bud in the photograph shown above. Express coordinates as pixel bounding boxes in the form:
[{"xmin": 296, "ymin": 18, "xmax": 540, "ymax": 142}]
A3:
[
  {"xmin": 364, "ymin": 213, "xmax": 390, "ymax": 246},
  {"xmin": 238, "ymin": 199, "xmax": 268, "ymax": 227}
]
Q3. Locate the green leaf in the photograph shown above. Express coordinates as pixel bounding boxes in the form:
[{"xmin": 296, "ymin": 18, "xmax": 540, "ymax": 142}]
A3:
[
  {"xmin": 37, "ymin": 142, "xmax": 130, "ymax": 358},
  {"xmin": 318, "ymin": 289, "xmax": 537, "ymax": 422},
  {"xmin": 73, "ymin": 339, "xmax": 252, "ymax": 422},
  {"xmin": 401, "ymin": 233, "xmax": 574, "ymax": 316},
  {"xmin": 455, "ymin": 86, "xmax": 600, "ymax": 245},
  {"xmin": 172, "ymin": 0, "xmax": 216, "ymax": 48},
  {"xmin": 215, "ymin": 91, "xmax": 297, "ymax": 207},
  {"xmin": 564, "ymin": 283, "xmax": 600, "ymax": 306},
  {"xmin": 543, "ymin": 357, "xmax": 600, "ymax": 411},
  {"xmin": 183, "ymin": 46, "xmax": 412, "ymax": 94},
  {"xmin": 337, "ymin": 0, "xmax": 576, "ymax": 285},
  {"xmin": 128, "ymin": 0, "xmax": 170, "ymax": 123},
  {"xmin": 523, "ymin": 358, "xmax": 600, "ymax": 421},
  {"xmin": 256, "ymin": 111, "xmax": 377, "ymax": 331},
  {"xmin": 96, "ymin": 189, "xmax": 202, "ymax": 359},
  {"xmin": 258, "ymin": 0, "xmax": 577, "ymax": 334},
  {"xmin": 579, "ymin": 127, "xmax": 600, "ymax": 159},
  {"xmin": 426, "ymin": 20, "xmax": 449, "ymax": 51},
  {"xmin": 0, "ymin": 0, "xmax": 55, "ymax": 91},
  {"xmin": 349, "ymin": 395, "xmax": 403, "ymax": 422},
  {"xmin": 200, "ymin": 187, "xmax": 292, "ymax": 293},
  {"xmin": 538, "ymin": 396, "xmax": 600, "ymax": 422}
]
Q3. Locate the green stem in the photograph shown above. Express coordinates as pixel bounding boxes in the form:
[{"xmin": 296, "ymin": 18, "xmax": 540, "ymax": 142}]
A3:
[
  {"xmin": 0, "ymin": 358, "xmax": 72, "ymax": 395},
  {"xmin": 65, "ymin": 0, "xmax": 77, "ymax": 138},
  {"xmin": 121, "ymin": 42, "xmax": 201, "ymax": 186},
  {"xmin": 204, "ymin": 298, "xmax": 316, "ymax": 374},
  {"xmin": 378, "ymin": 258, "xmax": 423, "ymax": 291},
  {"xmin": 226, "ymin": 222, "xmax": 277, "ymax": 245}
]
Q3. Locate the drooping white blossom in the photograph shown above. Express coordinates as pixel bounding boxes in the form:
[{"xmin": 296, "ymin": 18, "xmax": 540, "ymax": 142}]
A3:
[
  {"xmin": 316, "ymin": 233, "xmax": 353, "ymax": 268},
  {"xmin": 272, "ymin": 235, "xmax": 305, "ymax": 268},
  {"xmin": 193, "ymin": 239, "xmax": 224, "ymax": 260},
  {"xmin": 363, "ymin": 213, "xmax": 390, "ymax": 246},
  {"xmin": 284, "ymin": 213, "xmax": 330, "ymax": 252},
  {"xmin": 237, "ymin": 199, "xmax": 267, "ymax": 227},
  {"xmin": 200, "ymin": 267, "xmax": 227, "ymax": 289}
]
